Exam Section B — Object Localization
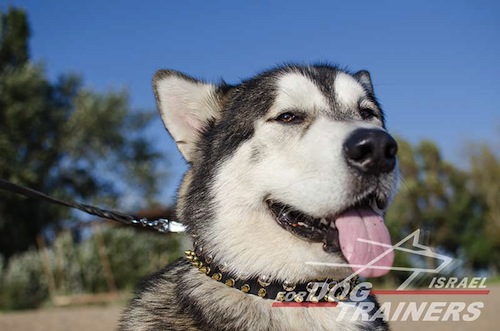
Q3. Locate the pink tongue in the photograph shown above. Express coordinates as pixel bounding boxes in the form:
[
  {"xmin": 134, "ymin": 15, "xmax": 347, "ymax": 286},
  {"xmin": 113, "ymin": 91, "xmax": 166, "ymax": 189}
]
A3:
[{"xmin": 335, "ymin": 208, "xmax": 394, "ymax": 277}]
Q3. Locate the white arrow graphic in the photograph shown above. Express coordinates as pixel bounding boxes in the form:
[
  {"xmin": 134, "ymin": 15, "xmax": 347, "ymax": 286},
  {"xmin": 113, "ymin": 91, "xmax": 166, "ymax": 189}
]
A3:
[{"xmin": 306, "ymin": 229, "xmax": 453, "ymax": 290}]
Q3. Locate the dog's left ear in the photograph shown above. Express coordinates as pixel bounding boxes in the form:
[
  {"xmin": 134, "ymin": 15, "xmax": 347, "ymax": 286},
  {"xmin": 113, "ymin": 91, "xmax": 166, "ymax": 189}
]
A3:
[
  {"xmin": 354, "ymin": 70, "xmax": 374, "ymax": 94},
  {"xmin": 153, "ymin": 70, "xmax": 222, "ymax": 162}
]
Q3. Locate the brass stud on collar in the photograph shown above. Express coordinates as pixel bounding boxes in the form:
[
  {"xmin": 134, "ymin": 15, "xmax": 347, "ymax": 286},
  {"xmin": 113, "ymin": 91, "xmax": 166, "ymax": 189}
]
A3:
[
  {"xmin": 185, "ymin": 250, "xmax": 198, "ymax": 262},
  {"xmin": 241, "ymin": 284, "xmax": 250, "ymax": 293},
  {"xmin": 283, "ymin": 280, "xmax": 296, "ymax": 291},
  {"xmin": 225, "ymin": 278, "xmax": 235, "ymax": 287},
  {"xmin": 184, "ymin": 250, "xmax": 195, "ymax": 256},
  {"xmin": 324, "ymin": 294, "xmax": 334, "ymax": 302},
  {"xmin": 185, "ymin": 248, "xmax": 354, "ymax": 302},
  {"xmin": 257, "ymin": 275, "xmax": 271, "ymax": 287}
]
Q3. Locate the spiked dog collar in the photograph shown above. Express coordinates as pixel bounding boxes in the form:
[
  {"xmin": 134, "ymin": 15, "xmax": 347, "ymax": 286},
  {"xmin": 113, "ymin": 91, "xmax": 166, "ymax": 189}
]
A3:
[{"xmin": 184, "ymin": 250, "xmax": 359, "ymax": 303}]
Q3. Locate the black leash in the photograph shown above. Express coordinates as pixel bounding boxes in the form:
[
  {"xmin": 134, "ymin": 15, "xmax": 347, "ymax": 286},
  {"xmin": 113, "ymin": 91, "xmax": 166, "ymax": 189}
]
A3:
[{"xmin": 0, "ymin": 179, "xmax": 185, "ymax": 233}]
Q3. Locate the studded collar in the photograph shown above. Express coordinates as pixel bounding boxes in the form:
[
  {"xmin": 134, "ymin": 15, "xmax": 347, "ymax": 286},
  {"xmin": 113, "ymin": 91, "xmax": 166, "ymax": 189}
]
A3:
[{"xmin": 184, "ymin": 250, "xmax": 359, "ymax": 303}]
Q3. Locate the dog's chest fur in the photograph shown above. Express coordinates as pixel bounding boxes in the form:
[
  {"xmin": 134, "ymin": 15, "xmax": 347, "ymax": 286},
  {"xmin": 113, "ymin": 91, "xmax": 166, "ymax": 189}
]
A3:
[{"xmin": 120, "ymin": 260, "xmax": 387, "ymax": 331}]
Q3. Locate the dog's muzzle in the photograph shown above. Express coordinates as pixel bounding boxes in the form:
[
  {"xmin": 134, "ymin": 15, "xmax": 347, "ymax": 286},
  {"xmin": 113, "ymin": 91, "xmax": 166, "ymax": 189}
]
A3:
[{"xmin": 266, "ymin": 129, "xmax": 398, "ymax": 278}]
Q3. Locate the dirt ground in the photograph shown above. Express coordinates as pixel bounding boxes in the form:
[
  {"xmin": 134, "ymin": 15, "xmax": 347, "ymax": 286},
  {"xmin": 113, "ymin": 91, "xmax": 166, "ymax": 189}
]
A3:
[
  {"xmin": 0, "ymin": 285, "xmax": 498, "ymax": 331},
  {"xmin": 0, "ymin": 304, "xmax": 123, "ymax": 331}
]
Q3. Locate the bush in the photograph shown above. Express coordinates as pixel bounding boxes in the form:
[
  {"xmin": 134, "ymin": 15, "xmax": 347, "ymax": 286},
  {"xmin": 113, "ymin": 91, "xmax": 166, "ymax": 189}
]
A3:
[
  {"xmin": 101, "ymin": 227, "xmax": 182, "ymax": 289},
  {"xmin": 0, "ymin": 249, "xmax": 48, "ymax": 310},
  {"xmin": 0, "ymin": 226, "xmax": 183, "ymax": 310}
]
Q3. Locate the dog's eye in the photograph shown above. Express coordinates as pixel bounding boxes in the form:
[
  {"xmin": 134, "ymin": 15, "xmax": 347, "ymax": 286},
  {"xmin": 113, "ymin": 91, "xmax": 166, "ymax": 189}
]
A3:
[
  {"xmin": 275, "ymin": 112, "xmax": 304, "ymax": 124},
  {"xmin": 359, "ymin": 108, "xmax": 376, "ymax": 120}
]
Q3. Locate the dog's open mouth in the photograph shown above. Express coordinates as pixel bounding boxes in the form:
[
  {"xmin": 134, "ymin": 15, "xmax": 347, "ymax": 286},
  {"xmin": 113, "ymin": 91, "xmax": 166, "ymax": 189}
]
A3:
[{"xmin": 267, "ymin": 195, "xmax": 394, "ymax": 277}]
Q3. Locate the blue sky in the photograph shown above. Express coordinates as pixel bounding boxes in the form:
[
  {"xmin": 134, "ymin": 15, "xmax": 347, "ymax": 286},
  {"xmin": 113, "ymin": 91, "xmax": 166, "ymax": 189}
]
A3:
[{"xmin": 3, "ymin": 0, "xmax": 500, "ymax": 202}]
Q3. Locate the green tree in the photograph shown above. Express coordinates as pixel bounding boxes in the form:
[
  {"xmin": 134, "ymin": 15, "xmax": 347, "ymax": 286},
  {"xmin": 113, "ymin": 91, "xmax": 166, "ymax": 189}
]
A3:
[
  {"xmin": 385, "ymin": 137, "xmax": 490, "ymax": 280},
  {"xmin": 0, "ymin": 8, "xmax": 165, "ymax": 259},
  {"xmin": 467, "ymin": 142, "xmax": 500, "ymax": 273}
]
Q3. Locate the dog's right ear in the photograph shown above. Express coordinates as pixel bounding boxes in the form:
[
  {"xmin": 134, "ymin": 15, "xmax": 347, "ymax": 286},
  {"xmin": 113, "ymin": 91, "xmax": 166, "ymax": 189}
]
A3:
[{"xmin": 153, "ymin": 70, "xmax": 222, "ymax": 162}]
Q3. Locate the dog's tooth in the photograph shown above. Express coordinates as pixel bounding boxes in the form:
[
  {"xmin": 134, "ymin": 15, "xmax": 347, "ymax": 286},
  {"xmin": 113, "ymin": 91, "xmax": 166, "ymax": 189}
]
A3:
[{"xmin": 320, "ymin": 218, "xmax": 329, "ymax": 226}]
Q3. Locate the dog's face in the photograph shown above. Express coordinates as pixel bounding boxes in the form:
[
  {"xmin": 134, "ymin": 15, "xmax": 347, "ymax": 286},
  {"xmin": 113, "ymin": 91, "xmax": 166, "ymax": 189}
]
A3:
[{"xmin": 154, "ymin": 65, "xmax": 399, "ymax": 283}]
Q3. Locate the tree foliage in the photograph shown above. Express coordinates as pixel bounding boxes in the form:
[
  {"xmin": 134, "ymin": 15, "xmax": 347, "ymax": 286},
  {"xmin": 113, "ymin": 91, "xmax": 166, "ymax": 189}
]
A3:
[
  {"xmin": 385, "ymin": 136, "xmax": 499, "ymax": 280},
  {"xmin": 0, "ymin": 8, "xmax": 165, "ymax": 259},
  {"xmin": 466, "ymin": 142, "xmax": 500, "ymax": 272}
]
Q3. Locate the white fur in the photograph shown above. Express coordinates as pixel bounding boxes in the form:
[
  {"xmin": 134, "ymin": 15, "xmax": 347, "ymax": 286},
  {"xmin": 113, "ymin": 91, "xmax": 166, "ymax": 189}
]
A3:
[
  {"xmin": 334, "ymin": 72, "xmax": 367, "ymax": 109},
  {"xmin": 274, "ymin": 72, "xmax": 330, "ymax": 112}
]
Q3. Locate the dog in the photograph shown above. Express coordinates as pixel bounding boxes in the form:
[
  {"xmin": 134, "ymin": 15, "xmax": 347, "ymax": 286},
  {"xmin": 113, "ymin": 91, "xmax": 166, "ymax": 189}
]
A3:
[{"xmin": 120, "ymin": 64, "xmax": 399, "ymax": 331}]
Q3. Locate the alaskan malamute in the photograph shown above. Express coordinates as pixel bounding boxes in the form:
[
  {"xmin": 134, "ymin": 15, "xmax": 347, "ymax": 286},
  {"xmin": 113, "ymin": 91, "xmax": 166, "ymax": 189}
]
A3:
[{"xmin": 120, "ymin": 64, "xmax": 399, "ymax": 331}]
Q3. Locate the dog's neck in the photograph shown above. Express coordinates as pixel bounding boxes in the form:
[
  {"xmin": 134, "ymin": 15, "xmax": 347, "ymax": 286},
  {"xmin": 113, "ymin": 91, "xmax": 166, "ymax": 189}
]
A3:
[{"xmin": 184, "ymin": 249, "xmax": 359, "ymax": 303}]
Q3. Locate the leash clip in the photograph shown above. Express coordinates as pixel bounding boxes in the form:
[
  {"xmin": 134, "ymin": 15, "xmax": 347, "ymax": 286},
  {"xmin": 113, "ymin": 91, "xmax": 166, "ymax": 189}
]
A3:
[{"xmin": 132, "ymin": 218, "xmax": 186, "ymax": 233}]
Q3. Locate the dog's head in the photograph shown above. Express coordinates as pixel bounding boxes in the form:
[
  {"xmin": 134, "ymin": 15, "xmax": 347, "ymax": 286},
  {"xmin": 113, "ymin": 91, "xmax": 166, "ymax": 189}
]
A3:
[{"xmin": 153, "ymin": 65, "xmax": 399, "ymax": 283}]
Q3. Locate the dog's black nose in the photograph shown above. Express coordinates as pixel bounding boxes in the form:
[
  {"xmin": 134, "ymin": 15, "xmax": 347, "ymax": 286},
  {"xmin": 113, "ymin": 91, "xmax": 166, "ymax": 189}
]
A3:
[{"xmin": 343, "ymin": 128, "xmax": 398, "ymax": 174}]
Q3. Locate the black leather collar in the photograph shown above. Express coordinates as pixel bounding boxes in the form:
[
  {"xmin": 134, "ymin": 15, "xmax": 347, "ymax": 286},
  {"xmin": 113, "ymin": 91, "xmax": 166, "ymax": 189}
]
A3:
[{"xmin": 185, "ymin": 250, "xmax": 359, "ymax": 303}]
